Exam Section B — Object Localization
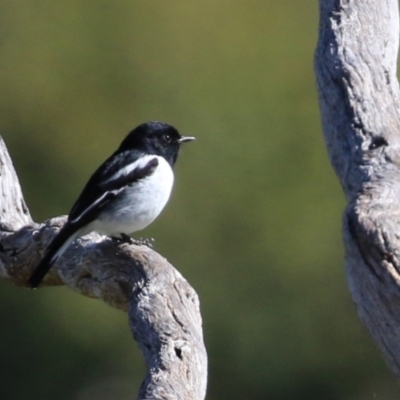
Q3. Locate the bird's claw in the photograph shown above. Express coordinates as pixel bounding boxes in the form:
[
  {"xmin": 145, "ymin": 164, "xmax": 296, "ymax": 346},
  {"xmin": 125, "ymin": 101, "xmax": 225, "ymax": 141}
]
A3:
[
  {"xmin": 111, "ymin": 233, "xmax": 133, "ymax": 244},
  {"xmin": 111, "ymin": 234, "xmax": 154, "ymax": 248}
]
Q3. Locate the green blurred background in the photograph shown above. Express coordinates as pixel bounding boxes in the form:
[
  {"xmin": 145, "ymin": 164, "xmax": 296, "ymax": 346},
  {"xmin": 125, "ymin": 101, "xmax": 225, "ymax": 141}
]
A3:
[{"xmin": 0, "ymin": 1, "xmax": 398, "ymax": 399}]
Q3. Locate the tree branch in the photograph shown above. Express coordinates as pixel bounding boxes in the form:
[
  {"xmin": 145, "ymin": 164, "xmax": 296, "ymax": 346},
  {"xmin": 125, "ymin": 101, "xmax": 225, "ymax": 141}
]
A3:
[
  {"xmin": 0, "ymin": 136, "xmax": 207, "ymax": 400},
  {"xmin": 315, "ymin": 0, "xmax": 400, "ymax": 378}
]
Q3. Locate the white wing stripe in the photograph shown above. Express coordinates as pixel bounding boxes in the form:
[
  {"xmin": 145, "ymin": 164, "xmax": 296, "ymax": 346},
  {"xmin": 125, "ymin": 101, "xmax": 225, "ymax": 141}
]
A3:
[{"xmin": 102, "ymin": 154, "xmax": 160, "ymax": 185}]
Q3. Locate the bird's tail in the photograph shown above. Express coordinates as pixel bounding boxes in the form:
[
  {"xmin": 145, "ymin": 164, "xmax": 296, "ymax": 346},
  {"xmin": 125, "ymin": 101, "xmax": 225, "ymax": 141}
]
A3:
[{"xmin": 28, "ymin": 223, "xmax": 80, "ymax": 288}]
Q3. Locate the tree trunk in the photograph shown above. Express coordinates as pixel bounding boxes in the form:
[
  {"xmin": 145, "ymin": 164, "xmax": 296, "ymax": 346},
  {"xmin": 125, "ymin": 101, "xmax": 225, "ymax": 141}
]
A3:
[
  {"xmin": 315, "ymin": 0, "xmax": 400, "ymax": 378},
  {"xmin": 0, "ymin": 136, "xmax": 207, "ymax": 400}
]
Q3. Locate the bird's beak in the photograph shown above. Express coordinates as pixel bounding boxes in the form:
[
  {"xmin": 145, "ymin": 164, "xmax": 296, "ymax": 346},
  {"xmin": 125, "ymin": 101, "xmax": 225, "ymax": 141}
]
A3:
[{"xmin": 178, "ymin": 136, "xmax": 196, "ymax": 144}]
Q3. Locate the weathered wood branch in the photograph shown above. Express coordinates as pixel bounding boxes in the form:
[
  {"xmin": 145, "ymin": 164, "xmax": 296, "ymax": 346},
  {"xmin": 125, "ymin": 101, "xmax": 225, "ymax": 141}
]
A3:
[
  {"xmin": 315, "ymin": 0, "xmax": 400, "ymax": 378},
  {"xmin": 0, "ymin": 136, "xmax": 207, "ymax": 400}
]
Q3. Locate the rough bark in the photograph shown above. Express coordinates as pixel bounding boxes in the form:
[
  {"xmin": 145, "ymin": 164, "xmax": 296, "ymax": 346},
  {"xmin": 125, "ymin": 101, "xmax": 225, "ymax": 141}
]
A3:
[
  {"xmin": 315, "ymin": 0, "xmax": 400, "ymax": 378},
  {"xmin": 0, "ymin": 136, "xmax": 207, "ymax": 400}
]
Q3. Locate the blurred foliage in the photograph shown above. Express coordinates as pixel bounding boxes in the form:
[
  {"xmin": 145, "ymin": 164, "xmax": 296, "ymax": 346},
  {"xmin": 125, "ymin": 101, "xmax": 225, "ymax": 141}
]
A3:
[{"xmin": 0, "ymin": 1, "xmax": 399, "ymax": 399}]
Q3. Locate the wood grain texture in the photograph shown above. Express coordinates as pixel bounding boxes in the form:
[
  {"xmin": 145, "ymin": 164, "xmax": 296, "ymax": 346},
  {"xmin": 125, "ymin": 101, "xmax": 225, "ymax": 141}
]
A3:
[
  {"xmin": 315, "ymin": 0, "xmax": 400, "ymax": 377},
  {"xmin": 0, "ymin": 136, "xmax": 207, "ymax": 400}
]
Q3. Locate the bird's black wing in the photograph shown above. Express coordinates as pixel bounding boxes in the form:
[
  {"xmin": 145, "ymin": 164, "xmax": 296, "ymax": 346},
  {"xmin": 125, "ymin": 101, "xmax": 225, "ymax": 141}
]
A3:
[{"xmin": 68, "ymin": 153, "xmax": 159, "ymax": 227}]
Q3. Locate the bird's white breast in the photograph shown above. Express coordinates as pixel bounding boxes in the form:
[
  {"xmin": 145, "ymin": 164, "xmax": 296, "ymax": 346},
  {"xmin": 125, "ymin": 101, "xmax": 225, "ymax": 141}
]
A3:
[{"xmin": 91, "ymin": 155, "xmax": 174, "ymax": 235}]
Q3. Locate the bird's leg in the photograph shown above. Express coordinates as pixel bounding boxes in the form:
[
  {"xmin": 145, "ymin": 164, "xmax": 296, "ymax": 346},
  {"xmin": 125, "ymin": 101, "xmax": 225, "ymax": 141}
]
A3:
[{"xmin": 120, "ymin": 233, "xmax": 134, "ymax": 243}]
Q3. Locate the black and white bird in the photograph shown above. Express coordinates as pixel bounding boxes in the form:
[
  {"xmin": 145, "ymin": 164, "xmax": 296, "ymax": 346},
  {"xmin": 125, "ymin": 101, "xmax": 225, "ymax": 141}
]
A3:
[{"xmin": 28, "ymin": 121, "xmax": 195, "ymax": 288}]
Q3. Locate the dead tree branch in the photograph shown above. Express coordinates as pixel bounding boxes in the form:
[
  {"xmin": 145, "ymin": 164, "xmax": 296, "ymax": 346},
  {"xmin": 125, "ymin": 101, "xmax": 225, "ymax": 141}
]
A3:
[{"xmin": 315, "ymin": 0, "xmax": 400, "ymax": 378}]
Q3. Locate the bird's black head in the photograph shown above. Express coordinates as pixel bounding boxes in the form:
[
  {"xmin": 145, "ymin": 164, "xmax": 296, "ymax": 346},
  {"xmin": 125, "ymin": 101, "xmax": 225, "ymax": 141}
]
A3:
[{"xmin": 119, "ymin": 121, "xmax": 195, "ymax": 166}]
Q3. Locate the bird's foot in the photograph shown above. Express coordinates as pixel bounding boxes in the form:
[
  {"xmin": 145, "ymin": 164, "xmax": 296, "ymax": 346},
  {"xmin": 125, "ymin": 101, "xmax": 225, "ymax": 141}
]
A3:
[
  {"xmin": 111, "ymin": 233, "xmax": 133, "ymax": 244},
  {"xmin": 111, "ymin": 234, "xmax": 154, "ymax": 248}
]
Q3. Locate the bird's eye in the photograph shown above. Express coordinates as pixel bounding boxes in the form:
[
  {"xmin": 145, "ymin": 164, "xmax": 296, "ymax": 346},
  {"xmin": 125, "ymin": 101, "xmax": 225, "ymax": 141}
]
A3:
[{"xmin": 164, "ymin": 134, "xmax": 172, "ymax": 143}]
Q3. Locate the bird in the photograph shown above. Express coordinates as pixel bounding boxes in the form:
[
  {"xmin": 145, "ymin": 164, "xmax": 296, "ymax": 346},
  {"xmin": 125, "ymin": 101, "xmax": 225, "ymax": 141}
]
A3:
[{"xmin": 28, "ymin": 121, "xmax": 195, "ymax": 288}]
